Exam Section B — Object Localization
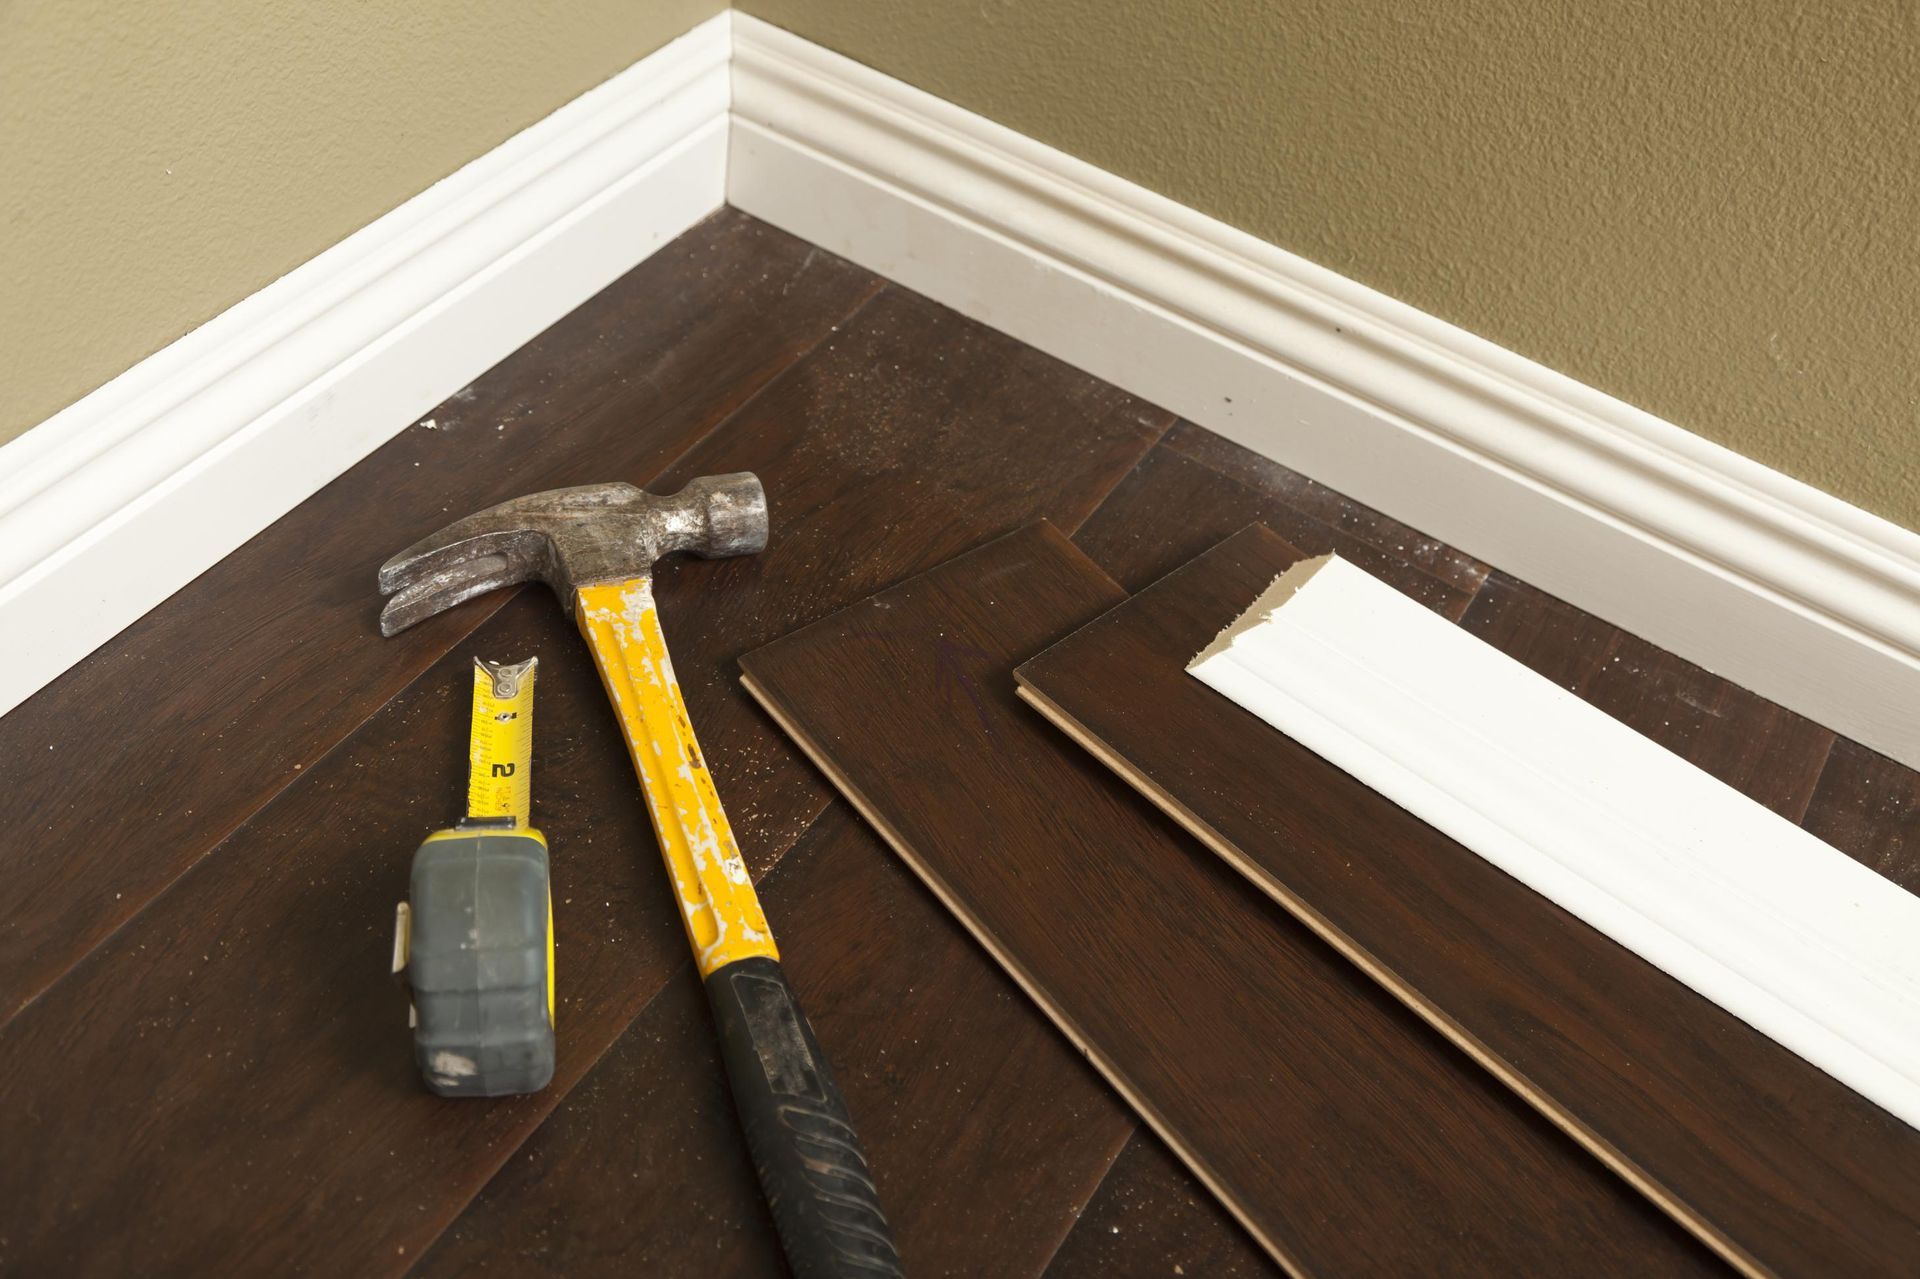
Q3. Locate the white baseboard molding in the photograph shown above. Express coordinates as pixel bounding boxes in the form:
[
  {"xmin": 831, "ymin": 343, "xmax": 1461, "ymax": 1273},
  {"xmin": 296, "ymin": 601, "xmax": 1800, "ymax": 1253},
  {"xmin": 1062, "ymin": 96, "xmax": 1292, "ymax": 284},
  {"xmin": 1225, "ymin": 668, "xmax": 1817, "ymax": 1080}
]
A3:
[
  {"xmin": 0, "ymin": 14, "xmax": 731, "ymax": 719},
  {"xmin": 728, "ymin": 13, "xmax": 1920, "ymax": 770},
  {"xmin": 1192, "ymin": 553, "xmax": 1920, "ymax": 1131}
]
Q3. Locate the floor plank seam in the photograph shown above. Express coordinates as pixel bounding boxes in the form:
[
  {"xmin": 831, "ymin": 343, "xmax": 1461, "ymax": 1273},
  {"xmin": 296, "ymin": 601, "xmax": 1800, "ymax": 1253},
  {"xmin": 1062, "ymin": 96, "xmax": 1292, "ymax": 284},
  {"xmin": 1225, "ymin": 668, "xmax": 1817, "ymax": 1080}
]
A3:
[
  {"xmin": 1031, "ymin": 1125, "xmax": 1146, "ymax": 1276},
  {"xmin": 579, "ymin": 270, "xmax": 889, "ymax": 533},
  {"xmin": 1068, "ymin": 430, "xmax": 1173, "ymax": 545},
  {"xmin": 1797, "ymin": 739, "xmax": 1849, "ymax": 833},
  {"xmin": 1455, "ymin": 561, "xmax": 1496, "ymax": 631},
  {"xmin": 1455, "ymin": 567, "xmax": 1511, "ymax": 633},
  {"xmin": 634, "ymin": 274, "xmax": 887, "ymax": 496},
  {"xmin": 1053, "ymin": 407, "xmax": 1179, "ymax": 554}
]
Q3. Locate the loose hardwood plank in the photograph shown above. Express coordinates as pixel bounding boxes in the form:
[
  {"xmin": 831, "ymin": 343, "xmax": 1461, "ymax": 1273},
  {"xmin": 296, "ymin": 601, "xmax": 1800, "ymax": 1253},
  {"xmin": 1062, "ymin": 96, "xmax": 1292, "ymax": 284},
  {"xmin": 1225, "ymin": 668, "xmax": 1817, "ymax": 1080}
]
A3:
[
  {"xmin": 1, "ymin": 211, "xmax": 882, "ymax": 1024},
  {"xmin": 1073, "ymin": 442, "xmax": 1475, "ymax": 618},
  {"xmin": 1045, "ymin": 1134, "xmax": 1279, "ymax": 1279},
  {"xmin": 416, "ymin": 804, "xmax": 1133, "ymax": 1277},
  {"xmin": 741, "ymin": 522, "xmax": 1722, "ymax": 1278},
  {"xmin": 1157, "ymin": 421, "xmax": 1490, "ymax": 594},
  {"xmin": 0, "ymin": 282, "xmax": 1167, "ymax": 1274},
  {"xmin": 1800, "ymin": 737, "xmax": 1920, "ymax": 894},
  {"xmin": 1016, "ymin": 525, "xmax": 1918, "ymax": 1278}
]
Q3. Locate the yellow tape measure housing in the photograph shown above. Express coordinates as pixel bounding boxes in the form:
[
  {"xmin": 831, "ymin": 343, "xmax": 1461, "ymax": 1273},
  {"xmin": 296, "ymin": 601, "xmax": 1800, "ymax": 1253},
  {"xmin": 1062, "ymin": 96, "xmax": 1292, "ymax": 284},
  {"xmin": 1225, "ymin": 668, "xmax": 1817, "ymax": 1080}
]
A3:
[
  {"xmin": 398, "ymin": 654, "xmax": 555, "ymax": 1097},
  {"xmin": 468, "ymin": 657, "xmax": 536, "ymax": 825}
]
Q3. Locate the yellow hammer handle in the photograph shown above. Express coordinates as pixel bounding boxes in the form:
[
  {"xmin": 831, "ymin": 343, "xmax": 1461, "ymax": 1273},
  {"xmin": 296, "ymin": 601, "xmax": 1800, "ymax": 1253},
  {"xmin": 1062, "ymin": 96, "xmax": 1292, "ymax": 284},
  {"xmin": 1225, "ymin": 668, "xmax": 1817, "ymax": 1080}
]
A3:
[
  {"xmin": 581, "ymin": 582, "xmax": 903, "ymax": 1276},
  {"xmin": 575, "ymin": 576, "xmax": 778, "ymax": 976}
]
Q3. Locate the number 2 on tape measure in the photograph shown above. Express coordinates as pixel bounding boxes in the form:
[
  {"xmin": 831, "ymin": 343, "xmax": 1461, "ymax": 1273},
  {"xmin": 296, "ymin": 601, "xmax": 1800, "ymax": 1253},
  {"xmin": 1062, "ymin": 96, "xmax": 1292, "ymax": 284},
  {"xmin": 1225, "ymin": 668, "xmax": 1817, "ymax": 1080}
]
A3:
[{"xmin": 467, "ymin": 658, "xmax": 536, "ymax": 825}]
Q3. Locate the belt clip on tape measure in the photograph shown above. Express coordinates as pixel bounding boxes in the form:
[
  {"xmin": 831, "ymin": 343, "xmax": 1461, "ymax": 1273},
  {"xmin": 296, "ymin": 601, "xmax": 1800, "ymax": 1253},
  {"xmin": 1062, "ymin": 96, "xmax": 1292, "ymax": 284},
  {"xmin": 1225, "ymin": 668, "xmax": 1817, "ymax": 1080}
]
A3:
[{"xmin": 391, "ymin": 657, "xmax": 555, "ymax": 1097}]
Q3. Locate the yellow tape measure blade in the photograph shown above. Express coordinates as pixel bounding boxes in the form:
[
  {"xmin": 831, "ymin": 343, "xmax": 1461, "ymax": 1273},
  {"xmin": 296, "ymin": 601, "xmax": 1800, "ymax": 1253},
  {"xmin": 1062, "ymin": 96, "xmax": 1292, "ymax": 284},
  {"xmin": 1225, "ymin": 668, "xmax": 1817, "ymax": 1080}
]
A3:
[{"xmin": 467, "ymin": 657, "xmax": 536, "ymax": 825}]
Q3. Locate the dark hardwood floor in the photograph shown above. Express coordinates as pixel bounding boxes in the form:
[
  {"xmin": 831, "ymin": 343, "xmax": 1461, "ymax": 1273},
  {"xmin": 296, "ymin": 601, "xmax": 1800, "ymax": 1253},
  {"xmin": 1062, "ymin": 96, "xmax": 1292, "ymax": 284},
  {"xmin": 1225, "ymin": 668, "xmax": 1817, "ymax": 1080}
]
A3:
[{"xmin": 4, "ymin": 208, "xmax": 1910, "ymax": 1275}]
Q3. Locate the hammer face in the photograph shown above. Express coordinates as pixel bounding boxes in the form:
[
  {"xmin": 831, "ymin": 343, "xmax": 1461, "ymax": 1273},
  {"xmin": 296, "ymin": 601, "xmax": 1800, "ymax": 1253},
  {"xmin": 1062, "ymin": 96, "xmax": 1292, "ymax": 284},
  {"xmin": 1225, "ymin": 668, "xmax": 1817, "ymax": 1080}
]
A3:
[{"xmin": 377, "ymin": 474, "xmax": 768, "ymax": 635}]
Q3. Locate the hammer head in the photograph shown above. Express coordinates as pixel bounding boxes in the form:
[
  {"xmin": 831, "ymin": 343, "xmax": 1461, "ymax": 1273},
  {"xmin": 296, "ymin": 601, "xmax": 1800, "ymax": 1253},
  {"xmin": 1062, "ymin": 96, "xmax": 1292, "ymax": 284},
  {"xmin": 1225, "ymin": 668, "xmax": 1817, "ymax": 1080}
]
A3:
[{"xmin": 377, "ymin": 473, "xmax": 768, "ymax": 636}]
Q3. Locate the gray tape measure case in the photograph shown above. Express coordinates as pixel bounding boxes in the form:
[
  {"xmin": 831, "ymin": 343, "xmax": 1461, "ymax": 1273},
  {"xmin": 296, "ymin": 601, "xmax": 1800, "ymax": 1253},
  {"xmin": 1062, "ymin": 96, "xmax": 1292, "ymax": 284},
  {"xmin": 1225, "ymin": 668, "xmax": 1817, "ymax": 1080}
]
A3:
[{"xmin": 397, "ymin": 822, "xmax": 555, "ymax": 1097}]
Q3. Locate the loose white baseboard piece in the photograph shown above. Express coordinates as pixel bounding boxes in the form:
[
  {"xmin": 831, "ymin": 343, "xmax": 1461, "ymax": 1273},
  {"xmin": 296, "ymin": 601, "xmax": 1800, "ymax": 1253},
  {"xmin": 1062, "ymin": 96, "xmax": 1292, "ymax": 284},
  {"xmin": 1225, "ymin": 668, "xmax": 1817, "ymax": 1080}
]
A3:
[
  {"xmin": 1190, "ymin": 553, "xmax": 1920, "ymax": 1131},
  {"xmin": 0, "ymin": 15, "xmax": 732, "ymax": 719},
  {"xmin": 728, "ymin": 13, "xmax": 1920, "ymax": 770}
]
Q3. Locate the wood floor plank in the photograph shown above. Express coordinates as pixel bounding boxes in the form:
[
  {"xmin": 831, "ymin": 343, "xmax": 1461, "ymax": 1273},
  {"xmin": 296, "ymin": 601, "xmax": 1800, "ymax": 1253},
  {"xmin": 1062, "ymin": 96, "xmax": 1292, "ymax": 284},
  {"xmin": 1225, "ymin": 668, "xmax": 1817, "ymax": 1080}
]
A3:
[
  {"xmin": 1073, "ymin": 442, "xmax": 1475, "ymax": 618},
  {"xmin": 415, "ymin": 804, "xmax": 1134, "ymax": 1277},
  {"xmin": 0, "ymin": 277, "xmax": 1167, "ymax": 1274},
  {"xmin": 1801, "ymin": 737, "xmax": 1920, "ymax": 893},
  {"xmin": 1, "ymin": 211, "xmax": 882, "ymax": 1025},
  {"xmin": 1156, "ymin": 421, "xmax": 1490, "ymax": 594},
  {"xmin": 740, "ymin": 522, "xmax": 1723, "ymax": 1278},
  {"xmin": 1015, "ymin": 525, "xmax": 1919, "ymax": 1279},
  {"xmin": 1044, "ymin": 1134, "xmax": 1279, "ymax": 1279}
]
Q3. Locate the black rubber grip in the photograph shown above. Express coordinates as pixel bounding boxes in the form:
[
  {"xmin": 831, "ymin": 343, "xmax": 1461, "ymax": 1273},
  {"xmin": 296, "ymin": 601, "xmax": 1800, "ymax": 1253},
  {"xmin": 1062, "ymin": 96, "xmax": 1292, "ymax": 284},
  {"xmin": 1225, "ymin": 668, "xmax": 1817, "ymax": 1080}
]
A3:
[{"xmin": 705, "ymin": 956, "xmax": 903, "ymax": 1277}]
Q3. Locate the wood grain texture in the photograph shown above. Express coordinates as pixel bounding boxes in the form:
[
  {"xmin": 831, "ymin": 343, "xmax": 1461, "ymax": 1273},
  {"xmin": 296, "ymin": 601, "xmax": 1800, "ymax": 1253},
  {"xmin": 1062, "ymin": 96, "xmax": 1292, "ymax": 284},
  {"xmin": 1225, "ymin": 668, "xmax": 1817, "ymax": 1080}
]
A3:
[
  {"xmin": 1, "ymin": 212, "xmax": 882, "ymax": 1025},
  {"xmin": 1044, "ymin": 1134, "xmax": 1279, "ymax": 1279},
  {"xmin": 416, "ymin": 804, "xmax": 1133, "ymax": 1277},
  {"xmin": 1801, "ymin": 737, "xmax": 1920, "ymax": 894},
  {"xmin": 740, "ymin": 521, "xmax": 1722, "ymax": 1278},
  {"xmin": 1016, "ymin": 524, "xmax": 1918, "ymax": 1279},
  {"xmin": 0, "ymin": 275, "xmax": 1164, "ymax": 1272},
  {"xmin": 1073, "ymin": 440, "xmax": 1475, "ymax": 618}
]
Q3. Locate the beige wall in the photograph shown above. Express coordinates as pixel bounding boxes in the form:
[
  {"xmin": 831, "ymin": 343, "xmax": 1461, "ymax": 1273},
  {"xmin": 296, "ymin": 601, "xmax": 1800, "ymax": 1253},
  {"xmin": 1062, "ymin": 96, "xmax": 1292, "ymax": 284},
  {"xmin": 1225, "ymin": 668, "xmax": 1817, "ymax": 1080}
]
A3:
[
  {"xmin": 742, "ymin": 0, "xmax": 1920, "ymax": 529},
  {"xmin": 0, "ymin": 0, "xmax": 721, "ymax": 445}
]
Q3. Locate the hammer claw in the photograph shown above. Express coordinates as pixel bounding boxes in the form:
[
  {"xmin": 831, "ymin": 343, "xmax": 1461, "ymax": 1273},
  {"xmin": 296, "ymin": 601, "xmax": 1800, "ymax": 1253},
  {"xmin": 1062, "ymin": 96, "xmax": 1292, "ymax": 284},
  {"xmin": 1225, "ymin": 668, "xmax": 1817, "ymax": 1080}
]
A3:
[
  {"xmin": 374, "ymin": 474, "xmax": 768, "ymax": 631},
  {"xmin": 378, "ymin": 507, "xmax": 590, "ymax": 596},
  {"xmin": 379, "ymin": 563, "xmax": 522, "ymax": 636}
]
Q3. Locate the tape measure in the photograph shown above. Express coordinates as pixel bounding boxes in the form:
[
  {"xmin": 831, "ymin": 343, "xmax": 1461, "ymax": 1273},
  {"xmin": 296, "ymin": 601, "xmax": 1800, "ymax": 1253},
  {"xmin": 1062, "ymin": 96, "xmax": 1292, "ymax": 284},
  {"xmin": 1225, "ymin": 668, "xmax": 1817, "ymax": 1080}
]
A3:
[
  {"xmin": 392, "ymin": 658, "xmax": 556, "ymax": 1097},
  {"xmin": 467, "ymin": 657, "xmax": 535, "ymax": 825}
]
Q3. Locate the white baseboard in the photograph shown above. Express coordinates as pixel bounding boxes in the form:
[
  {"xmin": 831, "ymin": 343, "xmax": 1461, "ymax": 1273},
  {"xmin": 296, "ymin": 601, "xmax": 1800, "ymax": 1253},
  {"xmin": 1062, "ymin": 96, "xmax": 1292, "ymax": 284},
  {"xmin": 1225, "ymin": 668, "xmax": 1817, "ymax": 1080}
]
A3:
[
  {"xmin": 0, "ymin": 14, "xmax": 731, "ymax": 719},
  {"xmin": 11, "ymin": 11, "xmax": 1920, "ymax": 772},
  {"xmin": 728, "ymin": 14, "xmax": 1920, "ymax": 770},
  {"xmin": 1191, "ymin": 553, "xmax": 1920, "ymax": 1132}
]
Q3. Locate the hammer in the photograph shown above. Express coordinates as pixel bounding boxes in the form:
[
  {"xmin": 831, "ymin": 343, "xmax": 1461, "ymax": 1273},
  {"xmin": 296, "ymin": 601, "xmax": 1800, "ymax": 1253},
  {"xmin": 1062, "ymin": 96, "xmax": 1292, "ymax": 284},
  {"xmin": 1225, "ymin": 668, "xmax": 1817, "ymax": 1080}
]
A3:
[{"xmin": 379, "ymin": 475, "xmax": 901, "ymax": 1278}]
